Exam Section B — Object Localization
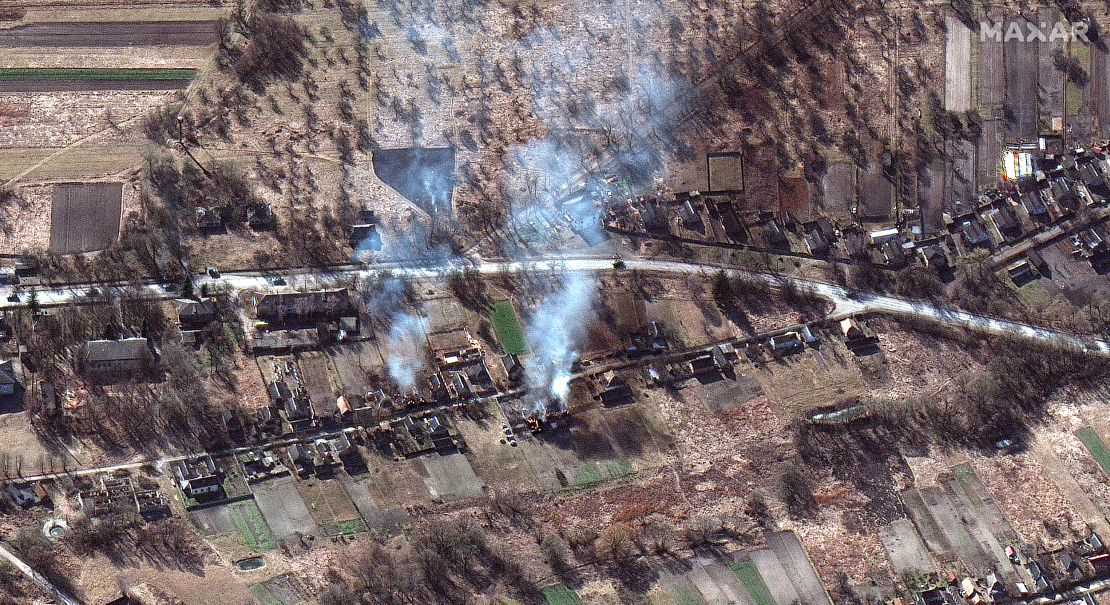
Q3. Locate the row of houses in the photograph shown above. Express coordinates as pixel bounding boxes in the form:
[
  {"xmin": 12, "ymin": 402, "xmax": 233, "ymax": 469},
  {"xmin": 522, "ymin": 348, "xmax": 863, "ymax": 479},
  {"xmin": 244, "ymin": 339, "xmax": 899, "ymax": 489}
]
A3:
[{"xmin": 608, "ymin": 145, "xmax": 1110, "ymax": 279}]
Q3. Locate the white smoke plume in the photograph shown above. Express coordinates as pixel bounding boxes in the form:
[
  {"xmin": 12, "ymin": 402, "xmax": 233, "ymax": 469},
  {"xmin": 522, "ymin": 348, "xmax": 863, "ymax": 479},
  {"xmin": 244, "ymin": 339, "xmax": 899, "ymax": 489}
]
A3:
[
  {"xmin": 386, "ymin": 312, "xmax": 427, "ymax": 392},
  {"xmin": 361, "ymin": 277, "xmax": 429, "ymax": 392},
  {"xmin": 523, "ymin": 272, "xmax": 597, "ymax": 403}
]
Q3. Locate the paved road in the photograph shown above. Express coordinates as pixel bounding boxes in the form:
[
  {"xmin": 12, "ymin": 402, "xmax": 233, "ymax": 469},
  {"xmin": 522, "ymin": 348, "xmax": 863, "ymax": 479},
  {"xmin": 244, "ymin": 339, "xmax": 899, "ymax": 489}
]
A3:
[{"xmin": 3, "ymin": 255, "xmax": 1108, "ymax": 357}]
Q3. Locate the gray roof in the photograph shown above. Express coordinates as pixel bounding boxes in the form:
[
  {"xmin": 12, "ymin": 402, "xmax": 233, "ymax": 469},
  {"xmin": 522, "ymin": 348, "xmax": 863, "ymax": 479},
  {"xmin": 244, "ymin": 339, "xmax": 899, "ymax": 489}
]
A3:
[
  {"xmin": 86, "ymin": 338, "xmax": 149, "ymax": 363},
  {"xmin": 0, "ymin": 360, "xmax": 14, "ymax": 385}
]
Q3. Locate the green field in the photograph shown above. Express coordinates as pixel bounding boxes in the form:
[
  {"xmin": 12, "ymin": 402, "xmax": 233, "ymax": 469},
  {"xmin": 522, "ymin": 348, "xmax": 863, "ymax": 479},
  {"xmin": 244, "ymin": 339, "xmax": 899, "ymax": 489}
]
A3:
[
  {"xmin": 0, "ymin": 68, "xmax": 197, "ymax": 81},
  {"xmin": 321, "ymin": 518, "xmax": 369, "ymax": 537},
  {"xmin": 542, "ymin": 585, "xmax": 583, "ymax": 605},
  {"xmin": 670, "ymin": 585, "xmax": 708, "ymax": 605},
  {"xmin": 1077, "ymin": 427, "xmax": 1110, "ymax": 475},
  {"xmin": 229, "ymin": 501, "xmax": 276, "ymax": 553},
  {"xmin": 491, "ymin": 301, "xmax": 529, "ymax": 355},
  {"xmin": 573, "ymin": 459, "xmax": 633, "ymax": 488},
  {"xmin": 731, "ymin": 561, "xmax": 776, "ymax": 605}
]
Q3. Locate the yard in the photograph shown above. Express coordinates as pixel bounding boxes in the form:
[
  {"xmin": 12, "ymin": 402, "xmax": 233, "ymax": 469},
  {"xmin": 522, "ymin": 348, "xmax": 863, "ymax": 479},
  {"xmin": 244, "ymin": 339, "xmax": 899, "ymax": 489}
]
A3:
[{"xmin": 491, "ymin": 300, "xmax": 529, "ymax": 355}]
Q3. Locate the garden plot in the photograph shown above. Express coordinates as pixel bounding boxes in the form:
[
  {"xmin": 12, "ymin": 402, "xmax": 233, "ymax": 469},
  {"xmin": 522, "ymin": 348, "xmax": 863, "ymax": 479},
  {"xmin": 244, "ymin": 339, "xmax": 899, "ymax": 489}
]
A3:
[
  {"xmin": 189, "ymin": 503, "xmax": 237, "ymax": 536},
  {"xmin": 686, "ymin": 558, "xmax": 753, "ymax": 605},
  {"xmin": 879, "ymin": 519, "xmax": 935, "ymax": 578},
  {"xmin": 542, "ymin": 584, "xmax": 583, "ymax": 605},
  {"xmin": 415, "ymin": 452, "xmax": 485, "ymax": 502},
  {"xmin": 295, "ymin": 478, "xmax": 366, "ymax": 537},
  {"xmin": 1077, "ymin": 427, "xmax": 1110, "ymax": 476},
  {"xmin": 362, "ymin": 449, "xmax": 433, "ymax": 508},
  {"xmin": 943, "ymin": 13, "xmax": 972, "ymax": 112},
  {"xmin": 490, "ymin": 300, "xmax": 528, "ymax": 355},
  {"xmin": 252, "ymin": 477, "xmax": 318, "ymax": 540},
  {"xmin": 755, "ymin": 350, "xmax": 866, "ymax": 416},
  {"xmin": 1004, "ymin": 22, "xmax": 1040, "ymax": 141},
  {"xmin": 731, "ymin": 559, "xmax": 776, "ymax": 605},
  {"xmin": 766, "ymin": 531, "xmax": 833, "ymax": 605},
  {"xmin": 228, "ymin": 500, "xmax": 276, "ymax": 553},
  {"xmin": 342, "ymin": 479, "xmax": 408, "ymax": 538},
  {"xmin": 0, "ymin": 68, "xmax": 195, "ymax": 91},
  {"xmin": 48, "ymin": 181, "xmax": 121, "ymax": 254},
  {"xmin": 899, "ymin": 482, "xmax": 1022, "ymax": 578},
  {"xmin": 750, "ymin": 548, "xmax": 804, "ymax": 605},
  {"xmin": 649, "ymin": 575, "xmax": 708, "ymax": 605},
  {"xmin": 979, "ymin": 10, "xmax": 1005, "ymax": 111},
  {"xmin": 819, "ymin": 160, "xmax": 855, "ymax": 215}
]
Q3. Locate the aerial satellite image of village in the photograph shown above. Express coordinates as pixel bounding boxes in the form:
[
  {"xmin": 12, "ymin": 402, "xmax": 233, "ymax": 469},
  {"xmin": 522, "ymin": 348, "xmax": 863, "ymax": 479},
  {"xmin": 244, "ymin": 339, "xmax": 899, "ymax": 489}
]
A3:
[{"xmin": 0, "ymin": 0, "xmax": 1109, "ymax": 603}]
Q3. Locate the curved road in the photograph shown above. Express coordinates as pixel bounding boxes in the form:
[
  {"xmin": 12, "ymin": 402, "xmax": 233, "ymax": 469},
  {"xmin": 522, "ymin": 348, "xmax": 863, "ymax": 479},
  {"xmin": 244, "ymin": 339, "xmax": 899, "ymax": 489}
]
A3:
[{"xmin": 2, "ymin": 255, "xmax": 1108, "ymax": 357}]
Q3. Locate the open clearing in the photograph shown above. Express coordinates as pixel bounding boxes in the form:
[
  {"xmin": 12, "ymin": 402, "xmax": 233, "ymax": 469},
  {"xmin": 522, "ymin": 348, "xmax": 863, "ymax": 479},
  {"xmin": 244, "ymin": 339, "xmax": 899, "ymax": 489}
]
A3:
[{"xmin": 49, "ymin": 181, "xmax": 122, "ymax": 254}]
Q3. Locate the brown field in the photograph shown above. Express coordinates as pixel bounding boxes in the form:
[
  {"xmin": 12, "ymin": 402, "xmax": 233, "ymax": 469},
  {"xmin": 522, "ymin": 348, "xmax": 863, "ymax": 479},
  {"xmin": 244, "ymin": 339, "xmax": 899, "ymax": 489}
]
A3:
[
  {"xmin": 48, "ymin": 181, "xmax": 123, "ymax": 253},
  {"xmin": 0, "ymin": 183, "xmax": 51, "ymax": 253},
  {"xmin": 0, "ymin": 45, "xmax": 210, "ymax": 69},
  {"xmin": 0, "ymin": 90, "xmax": 178, "ymax": 149},
  {"xmin": 0, "ymin": 145, "xmax": 144, "ymax": 182},
  {"xmin": 12, "ymin": 7, "xmax": 224, "ymax": 23},
  {"xmin": 0, "ymin": 21, "xmax": 219, "ymax": 47},
  {"xmin": 0, "ymin": 79, "xmax": 191, "ymax": 92}
]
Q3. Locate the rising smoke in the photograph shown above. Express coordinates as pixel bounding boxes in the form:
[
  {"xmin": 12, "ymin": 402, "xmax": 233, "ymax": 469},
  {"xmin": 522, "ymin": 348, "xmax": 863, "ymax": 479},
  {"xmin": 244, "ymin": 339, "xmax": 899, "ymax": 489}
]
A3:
[
  {"xmin": 386, "ymin": 312, "xmax": 427, "ymax": 391},
  {"xmin": 355, "ymin": 0, "xmax": 689, "ymax": 403},
  {"xmin": 361, "ymin": 277, "xmax": 428, "ymax": 392},
  {"xmin": 523, "ymin": 272, "xmax": 596, "ymax": 405}
]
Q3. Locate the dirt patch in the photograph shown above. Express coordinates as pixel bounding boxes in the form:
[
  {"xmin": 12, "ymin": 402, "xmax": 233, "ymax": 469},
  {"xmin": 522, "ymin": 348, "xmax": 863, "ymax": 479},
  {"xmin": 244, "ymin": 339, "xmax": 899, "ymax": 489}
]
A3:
[{"xmin": 0, "ymin": 183, "xmax": 51, "ymax": 252}]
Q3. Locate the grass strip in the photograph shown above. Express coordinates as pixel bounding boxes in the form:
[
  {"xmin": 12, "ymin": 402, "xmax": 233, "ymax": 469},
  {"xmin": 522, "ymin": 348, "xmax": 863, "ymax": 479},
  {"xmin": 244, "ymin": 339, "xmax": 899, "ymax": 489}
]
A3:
[{"xmin": 491, "ymin": 300, "xmax": 529, "ymax": 355}]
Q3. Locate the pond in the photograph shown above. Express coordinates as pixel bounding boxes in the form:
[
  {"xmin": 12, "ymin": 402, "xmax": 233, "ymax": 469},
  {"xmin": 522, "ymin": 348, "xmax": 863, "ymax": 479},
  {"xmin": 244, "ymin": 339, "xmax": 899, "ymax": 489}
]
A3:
[{"xmin": 236, "ymin": 557, "xmax": 265, "ymax": 572}]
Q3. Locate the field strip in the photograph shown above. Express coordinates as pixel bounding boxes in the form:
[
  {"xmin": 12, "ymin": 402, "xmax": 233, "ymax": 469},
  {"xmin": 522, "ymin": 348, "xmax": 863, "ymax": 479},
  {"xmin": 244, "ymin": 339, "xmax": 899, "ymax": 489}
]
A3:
[
  {"xmin": 2, "ymin": 107, "xmax": 148, "ymax": 188},
  {"xmin": 0, "ymin": 68, "xmax": 196, "ymax": 81},
  {"xmin": 0, "ymin": 46, "xmax": 210, "ymax": 70},
  {"xmin": 19, "ymin": 7, "xmax": 226, "ymax": 23}
]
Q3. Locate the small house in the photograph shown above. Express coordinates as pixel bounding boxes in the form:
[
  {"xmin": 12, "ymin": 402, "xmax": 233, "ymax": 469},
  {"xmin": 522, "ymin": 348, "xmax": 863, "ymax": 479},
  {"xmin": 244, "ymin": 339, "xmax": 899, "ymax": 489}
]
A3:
[{"xmin": 84, "ymin": 338, "xmax": 153, "ymax": 381}]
